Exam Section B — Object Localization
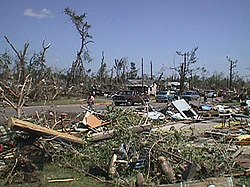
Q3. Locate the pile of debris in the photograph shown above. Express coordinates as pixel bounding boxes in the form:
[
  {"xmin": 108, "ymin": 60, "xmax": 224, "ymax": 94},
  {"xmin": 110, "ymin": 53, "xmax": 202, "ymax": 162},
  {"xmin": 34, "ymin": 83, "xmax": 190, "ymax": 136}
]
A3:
[{"xmin": 0, "ymin": 99, "xmax": 250, "ymax": 186}]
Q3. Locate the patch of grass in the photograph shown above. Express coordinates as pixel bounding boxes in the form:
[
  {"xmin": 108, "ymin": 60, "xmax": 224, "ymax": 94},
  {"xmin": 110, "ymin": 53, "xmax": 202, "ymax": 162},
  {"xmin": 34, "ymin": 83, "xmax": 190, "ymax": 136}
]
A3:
[
  {"xmin": 27, "ymin": 97, "xmax": 85, "ymax": 106},
  {"xmin": 27, "ymin": 96, "xmax": 112, "ymax": 106},
  {"xmin": 0, "ymin": 163, "xmax": 114, "ymax": 187},
  {"xmin": 235, "ymin": 176, "xmax": 250, "ymax": 186},
  {"xmin": 41, "ymin": 163, "xmax": 112, "ymax": 187}
]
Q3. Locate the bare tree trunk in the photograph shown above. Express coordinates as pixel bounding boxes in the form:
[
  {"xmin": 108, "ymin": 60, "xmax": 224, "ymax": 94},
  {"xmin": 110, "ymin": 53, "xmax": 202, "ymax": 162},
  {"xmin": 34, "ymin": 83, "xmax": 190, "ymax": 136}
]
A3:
[{"xmin": 16, "ymin": 107, "xmax": 22, "ymax": 119}]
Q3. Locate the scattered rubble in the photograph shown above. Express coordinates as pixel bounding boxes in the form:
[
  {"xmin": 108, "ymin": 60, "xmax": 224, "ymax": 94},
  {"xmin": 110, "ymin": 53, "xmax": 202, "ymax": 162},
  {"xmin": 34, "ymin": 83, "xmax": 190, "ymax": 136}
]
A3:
[{"xmin": 0, "ymin": 98, "xmax": 250, "ymax": 186}]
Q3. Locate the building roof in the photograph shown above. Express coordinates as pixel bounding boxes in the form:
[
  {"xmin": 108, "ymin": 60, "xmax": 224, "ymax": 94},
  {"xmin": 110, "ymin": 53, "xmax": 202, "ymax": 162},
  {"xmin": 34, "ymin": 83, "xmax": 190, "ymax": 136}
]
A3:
[{"xmin": 126, "ymin": 79, "xmax": 157, "ymax": 87}]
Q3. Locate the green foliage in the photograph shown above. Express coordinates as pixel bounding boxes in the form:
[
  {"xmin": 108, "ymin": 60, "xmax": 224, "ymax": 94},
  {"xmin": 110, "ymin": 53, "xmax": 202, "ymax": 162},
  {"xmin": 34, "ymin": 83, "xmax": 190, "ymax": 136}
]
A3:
[
  {"xmin": 64, "ymin": 7, "xmax": 93, "ymax": 88},
  {"xmin": 113, "ymin": 57, "xmax": 128, "ymax": 85},
  {"xmin": 35, "ymin": 107, "xmax": 241, "ymax": 186},
  {"xmin": 0, "ymin": 52, "xmax": 12, "ymax": 80},
  {"xmin": 0, "ymin": 163, "xmax": 113, "ymax": 187},
  {"xmin": 128, "ymin": 62, "xmax": 138, "ymax": 79},
  {"xmin": 205, "ymin": 72, "xmax": 228, "ymax": 89},
  {"xmin": 96, "ymin": 52, "xmax": 109, "ymax": 84},
  {"xmin": 1, "ymin": 106, "xmax": 248, "ymax": 186}
]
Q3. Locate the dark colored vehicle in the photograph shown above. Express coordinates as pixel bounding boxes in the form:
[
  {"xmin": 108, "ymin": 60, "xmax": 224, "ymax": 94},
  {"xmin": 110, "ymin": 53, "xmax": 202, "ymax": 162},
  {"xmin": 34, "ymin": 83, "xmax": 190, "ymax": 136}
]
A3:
[
  {"xmin": 181, "ymin": 91, "xmax": 200, "ymax": 101},
  {"xmin": 112, "ymin": 91, "xmax": 150, "ymax": 106},
  {"xmin": 156, "ymin": 90, "xmax": 175, "ymax": 102}
]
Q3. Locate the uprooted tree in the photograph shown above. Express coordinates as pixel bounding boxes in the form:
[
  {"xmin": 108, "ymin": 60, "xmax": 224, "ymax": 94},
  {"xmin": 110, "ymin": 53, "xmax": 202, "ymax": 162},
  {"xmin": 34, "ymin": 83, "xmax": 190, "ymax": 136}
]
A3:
[
  {"xmin": 64, "ymin": 7, "xmax": 93, "ymax": 94},
  {"xmin": 0, "ymin": 36, "xmax": 52, "ymax": 118}
]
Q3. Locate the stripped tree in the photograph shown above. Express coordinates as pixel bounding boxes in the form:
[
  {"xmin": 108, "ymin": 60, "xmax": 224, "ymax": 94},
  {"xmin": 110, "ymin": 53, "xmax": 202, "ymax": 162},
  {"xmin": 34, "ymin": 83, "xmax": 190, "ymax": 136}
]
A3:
[
  {"xmin": 64, "ymin": 7, "xmax": 93, "ymax": 93},
  {"xmin": 113, "ymin": 57, "xmax": 128, "ymax": 87},
  {"xmin": 27, "ymin": 40, "xmax": 54, "ymax": 101},
  {"xmin": 175, "ymin": 47, "xmax": 199, "ymax": 94},
  {"xmin": 0, "ymin": 37, "xmax": 51, "ymax": 118},
  {"xmin": 97, "ymin": 51, "xmax": 109, "ymax": 84},
  {"xmin": 128, "ymin": 62, "xmax": 138, "ymax": 79}
]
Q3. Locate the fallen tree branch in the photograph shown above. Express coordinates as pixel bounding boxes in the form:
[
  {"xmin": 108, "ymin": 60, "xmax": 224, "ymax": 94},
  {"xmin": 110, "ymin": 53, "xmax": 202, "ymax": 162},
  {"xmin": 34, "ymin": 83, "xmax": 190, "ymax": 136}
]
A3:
[{"xmin": 87, "ymin": 123, "xmax": 152, "ymax": 142}]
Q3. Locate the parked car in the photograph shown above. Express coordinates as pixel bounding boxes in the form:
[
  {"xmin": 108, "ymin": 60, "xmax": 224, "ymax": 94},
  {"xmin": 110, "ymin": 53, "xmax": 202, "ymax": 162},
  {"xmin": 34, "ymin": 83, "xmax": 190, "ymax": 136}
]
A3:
[
  {"xmin": 205, "ymin": 90, "xmax": 217, "ymax": 98},
  {"xmin": 156, "ymin": 90, "xmax": 175, "ymax": 102},
  {"xmin": 181, "ymin": 91, "xmax": 200, "ymax": 101},
  {"xmin": 112, "ymin": 90, "xmax": 150, "ymax": 106}
]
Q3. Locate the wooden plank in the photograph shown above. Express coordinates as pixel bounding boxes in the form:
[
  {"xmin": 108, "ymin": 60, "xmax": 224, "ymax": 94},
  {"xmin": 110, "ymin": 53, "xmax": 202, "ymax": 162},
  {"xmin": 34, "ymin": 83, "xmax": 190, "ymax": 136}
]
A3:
[
  {"xmin": 8, "ymin": 117, "xmax": 84, "ymax": 145},
  {"xmin": 48, "ymin": 178, "xmax": 76, "ymax": 183},
  {"xmin": 235, "ymin": 157, "xmax": 250, "ymax": 168},
  {"xmin": 236, "ymin": 141, "xmax": 250, "ymax": 146},
  {"xmin": 237, "ymin": 134, "xmax": 250, "ymax": 141}
]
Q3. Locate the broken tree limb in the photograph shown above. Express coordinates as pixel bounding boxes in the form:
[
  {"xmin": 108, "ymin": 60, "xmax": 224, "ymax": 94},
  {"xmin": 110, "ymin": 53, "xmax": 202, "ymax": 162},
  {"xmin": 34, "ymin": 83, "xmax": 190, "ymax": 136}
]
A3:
[
  {"xmin": 181, "ymin": 162, "xmax": 201, "ymax": 180},
  {"xmin": 109, "ymin": 154, "xmax": 117, "ymax": 178},
  {"xmin": 87, "ymin": 123, "xmax": 152, "ymax": 142},
  {"xmin": 136, "ymin": 172, "xmax": 147, "ymax": 187},
  {"xmin": 8, "ymin": 117, "xmax": 85, "ymax": 145},
  {"xmin": 236, "ymin": 141, "xmax": 250, "ymax": 146},
  {"xmin": 158, "ymin": 156, "xmax": 175, "ymax": 182}
]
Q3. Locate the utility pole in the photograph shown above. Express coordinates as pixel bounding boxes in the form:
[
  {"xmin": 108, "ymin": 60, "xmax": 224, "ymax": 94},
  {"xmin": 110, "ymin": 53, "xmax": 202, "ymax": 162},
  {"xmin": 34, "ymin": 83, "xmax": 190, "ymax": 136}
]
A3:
[
  {"xmin": 226, "ymin": 56, "xmax": 237, "ymax": 90},
  {"xmin": 150, "ymin": 61, "xmax": 153, "ymax": 80},
  {"xmin": 176, "ymin": 52, "xmax": 187, "ymax": 95},
  {"xmin": 176, "ymin": 47, "xmax": 198, "ymax": 95},
  {"xmin": 100, "ymin": 51, "xmax": 105, "ymax": 83},
  {"xmin": 141, "ymin": 58, "xmax": 144, "ymax": 93},
  {"xmin": 189, "ymin": 69, "xmax": 193, "ymax": 90}
]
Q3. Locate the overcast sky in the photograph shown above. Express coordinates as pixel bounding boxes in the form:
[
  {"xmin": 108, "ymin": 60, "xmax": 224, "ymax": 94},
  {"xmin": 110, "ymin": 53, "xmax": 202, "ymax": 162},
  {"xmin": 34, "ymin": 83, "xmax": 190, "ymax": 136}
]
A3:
[{"xmin": 1, "ymin": 0, "xmax": 250, "ymax": 78}]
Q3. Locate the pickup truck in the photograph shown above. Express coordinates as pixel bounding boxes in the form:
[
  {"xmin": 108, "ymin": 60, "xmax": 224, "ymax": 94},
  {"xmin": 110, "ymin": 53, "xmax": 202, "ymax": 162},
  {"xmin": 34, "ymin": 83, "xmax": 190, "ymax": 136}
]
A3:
[{"xmin": 112, "ymin": 91, "xmax": 150, "ymax": 106}]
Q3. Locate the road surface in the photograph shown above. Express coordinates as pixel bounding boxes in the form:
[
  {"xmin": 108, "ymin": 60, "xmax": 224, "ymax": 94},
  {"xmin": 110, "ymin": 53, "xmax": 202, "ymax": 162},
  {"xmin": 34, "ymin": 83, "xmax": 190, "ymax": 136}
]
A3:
[{"xmin": 0, "ymin": 97, "xmax": 206, "ymax": 124}]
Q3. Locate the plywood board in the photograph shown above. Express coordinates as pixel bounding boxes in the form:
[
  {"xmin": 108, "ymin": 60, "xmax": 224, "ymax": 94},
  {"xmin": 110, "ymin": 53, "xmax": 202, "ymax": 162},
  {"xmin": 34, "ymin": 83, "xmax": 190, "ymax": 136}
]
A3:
[{"xmin": 83, "ymin": 111, "xmax": 103, "ymax": 128}]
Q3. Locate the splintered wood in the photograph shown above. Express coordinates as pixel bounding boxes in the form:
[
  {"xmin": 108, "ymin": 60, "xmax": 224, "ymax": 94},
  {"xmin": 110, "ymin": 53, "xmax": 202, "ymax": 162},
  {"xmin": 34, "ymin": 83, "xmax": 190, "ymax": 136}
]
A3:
[{"xmin": 8, "ymin": 117, "xmax": 84, "ymax": 145}]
